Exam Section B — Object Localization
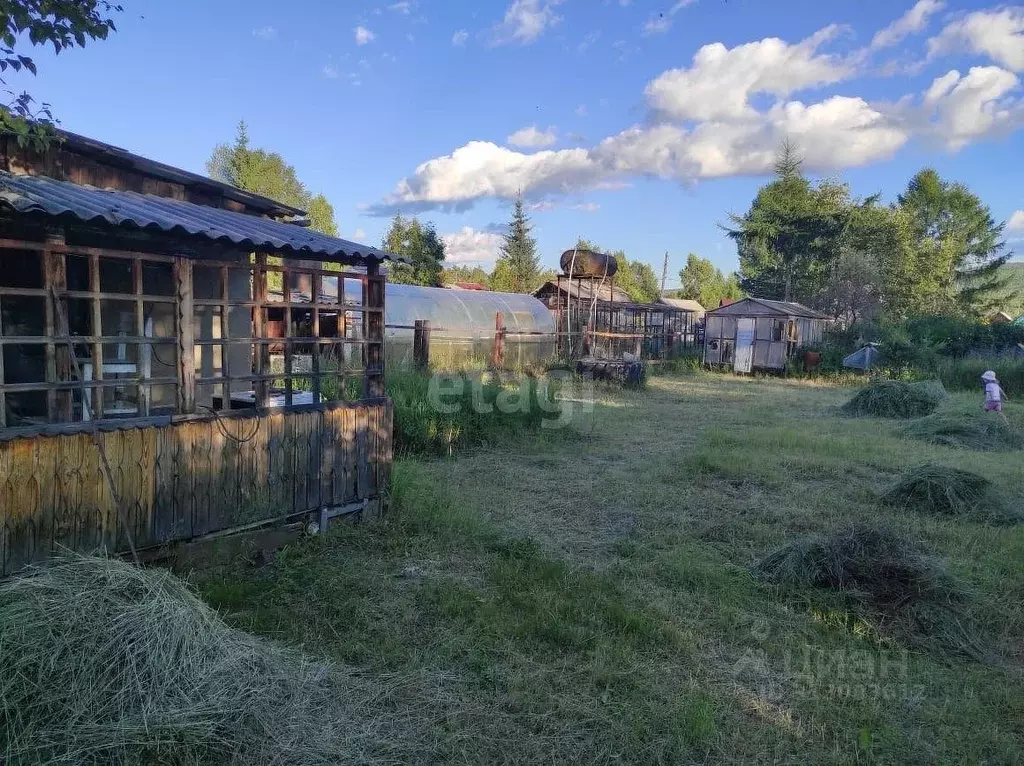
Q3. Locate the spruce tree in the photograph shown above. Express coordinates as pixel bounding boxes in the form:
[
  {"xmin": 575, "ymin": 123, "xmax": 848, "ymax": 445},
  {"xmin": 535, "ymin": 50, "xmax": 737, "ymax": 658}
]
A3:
[{"xmin": 492, "ymin": 194, "xmax": 540, "ymax": 293}]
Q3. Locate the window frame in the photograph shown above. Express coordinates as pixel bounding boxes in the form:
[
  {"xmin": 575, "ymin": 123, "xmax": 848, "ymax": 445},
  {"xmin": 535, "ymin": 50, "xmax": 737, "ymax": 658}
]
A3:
[{"xmin": 0, "ymin": 236, "xmax": 386, "ymax": 434}]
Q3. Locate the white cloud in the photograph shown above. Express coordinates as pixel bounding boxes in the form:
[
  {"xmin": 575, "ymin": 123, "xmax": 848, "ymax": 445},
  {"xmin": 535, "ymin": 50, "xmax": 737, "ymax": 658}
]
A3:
[
  {"xmin": 252, "ymin": 26, "xmax": 276, "ymax": 40},
  {"xmin": 388, "ymin": 1, "xmax": 412, "ymax": 14},
  {"xmin": 441, "ymin": 227, "xmax": 505, "ymax": 264},
  {"xmin": 370, "ymin": 95, "xmax": 908, "ymax": 213},
  {"xmin": 369, "ymin": 18, "xmax": 1024, "ymax": 215},
  {"xmin": 355, "ymin": 26, "xmax": 376, "ymax": 45},
  {"xmin": 917, "ymin": 66, "xmax": 1022, "ymax": 150},
  {"xmin": 353, "ymin": 228, "xmax": 368, "ymax": 241},
  {"xmin": 871, "ymin": 0, "xmax": 944, "ymax": 50},
  {"xmin": 322, "ymin": 64, "xmax": 340, "ymax": 79},
  {"xmin": 1007, "ymin": 210, "xmax": 1024, "ymax": 238},
  {"xmin": 507, "ymin": 126, "xmax": 558, "ymax": 148},
  {"xmin": 643, "ymin": 15, "xmax": 671, "ymax": 36},
  {"xmin": 452, "ymin": 30, "xmax": 469, "ymax": 46},
  {"xmin": 642, "ymin": 0, "xmax": 696, "ymax": 36},
  {"xmin": 572, "ymin": 202, "xmax": 601, "ymax": 212},
  {"xmin": 928, "ymin": 8, "xmax": 1024, "ymax": 71},
  {"xmin": 492, "ymin": 0, "xmax": 564, "ymax": 45},
  {"xmin": 644, "ymin": 25, "xmax": 852, "ymax": 121},
  {"xmin": 577, "ymin": 30, "xmax": 601, "ymax": 53},
  {"xmin": 575, "ymin": 104, "xmax": 588, "ymax": 117}
]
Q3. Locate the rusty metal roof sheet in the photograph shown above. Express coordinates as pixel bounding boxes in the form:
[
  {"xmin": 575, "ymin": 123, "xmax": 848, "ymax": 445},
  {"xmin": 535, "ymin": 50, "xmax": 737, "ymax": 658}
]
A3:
[{"xmin": 0, "ymin": 172, "xmax": 403, "ymax": 263}]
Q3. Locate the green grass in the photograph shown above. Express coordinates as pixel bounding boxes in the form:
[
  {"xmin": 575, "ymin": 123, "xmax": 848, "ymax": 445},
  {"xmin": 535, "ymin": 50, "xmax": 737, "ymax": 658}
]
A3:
[
  {"xmin": 195, "ymin": 373, "xmax": 1024, "ymax": 764},
  {"xmin": 386, "ymin": 368, "xmax": 564, "ymax": 456}
]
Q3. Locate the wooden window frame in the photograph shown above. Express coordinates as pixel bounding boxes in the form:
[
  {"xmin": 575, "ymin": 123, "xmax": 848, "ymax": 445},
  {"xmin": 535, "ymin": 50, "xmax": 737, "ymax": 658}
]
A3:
[{"xmin": 0, "ymin": 236, "xmax": 387, "ymax": 433}]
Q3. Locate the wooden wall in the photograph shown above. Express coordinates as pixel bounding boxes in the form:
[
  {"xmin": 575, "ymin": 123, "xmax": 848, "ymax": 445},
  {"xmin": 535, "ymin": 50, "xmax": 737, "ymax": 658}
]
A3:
[{"xmin": 0, "ymin": 399, "xmax": 392, "ymax": 576}]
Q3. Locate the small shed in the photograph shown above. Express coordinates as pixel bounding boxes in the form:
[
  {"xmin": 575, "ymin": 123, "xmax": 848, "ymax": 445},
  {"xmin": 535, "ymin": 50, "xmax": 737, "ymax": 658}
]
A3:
[
  {"xmin": 703, "ymin": 297, "xmax": 829, "ymax": 373},
  {"xmin": 0, "ymin": 129, "xmax": 403, "ymax": 575}
]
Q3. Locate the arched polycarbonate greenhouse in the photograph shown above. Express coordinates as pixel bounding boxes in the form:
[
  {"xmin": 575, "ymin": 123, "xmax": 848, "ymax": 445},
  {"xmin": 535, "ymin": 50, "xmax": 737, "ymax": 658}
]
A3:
[{"xmin": 384, "ymin": 284, "xmax": 556, "ymax": 366}]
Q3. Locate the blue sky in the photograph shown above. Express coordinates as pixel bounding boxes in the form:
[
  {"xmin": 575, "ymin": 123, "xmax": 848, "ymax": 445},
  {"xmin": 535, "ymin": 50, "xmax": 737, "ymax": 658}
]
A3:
[{"xmin": 9, "ymin": 0, "xmax": 1024, "ymax": 286}]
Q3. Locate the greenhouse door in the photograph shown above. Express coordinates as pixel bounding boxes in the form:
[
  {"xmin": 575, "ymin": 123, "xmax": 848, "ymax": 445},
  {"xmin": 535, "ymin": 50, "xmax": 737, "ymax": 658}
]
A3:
[{"xmin": 734, "ymin": 318, "xmax": 755, "ymax": 373}]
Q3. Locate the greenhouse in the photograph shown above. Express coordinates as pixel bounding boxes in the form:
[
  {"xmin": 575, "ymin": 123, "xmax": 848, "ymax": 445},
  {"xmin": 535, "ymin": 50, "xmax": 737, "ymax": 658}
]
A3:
[{"xmin": 383, "ymin": 284, "xmax": 556, "ymax": 367}]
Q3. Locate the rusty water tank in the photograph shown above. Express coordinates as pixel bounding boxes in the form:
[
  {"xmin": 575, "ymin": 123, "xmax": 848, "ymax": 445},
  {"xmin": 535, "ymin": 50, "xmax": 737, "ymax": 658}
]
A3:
[{"xmin": 559, "ymin": 248, "xmax": 618, "ymax": 278}]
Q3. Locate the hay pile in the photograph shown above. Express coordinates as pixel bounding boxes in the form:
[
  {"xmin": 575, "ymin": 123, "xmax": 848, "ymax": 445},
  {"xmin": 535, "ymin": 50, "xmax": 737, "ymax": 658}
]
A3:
[
  {"xmin": 902, "ymin": 411, "xmax": 1024, "ymax": 451},
  {"xmin": 753, "ymin": 524, "xmax": 983, "ymax": 656},
  {"xmin": 0, "ymin": 556, "xmax": 409, "ymax": 765},
  {"xmin": 880, "ymin": 464, "xmax": 1019, "ymax": 523},
  {"xmin": 753, "ymin": 524, "xmax": 959, "ymax": 607},
  {"xmin": 841, "ymin": 379, "xmax": 946, "ymax": 419}
]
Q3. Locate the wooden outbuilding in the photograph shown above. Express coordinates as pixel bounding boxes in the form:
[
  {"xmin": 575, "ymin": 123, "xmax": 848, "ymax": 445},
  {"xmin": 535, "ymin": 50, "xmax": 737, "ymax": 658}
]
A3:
[
  {"xmin": 0, "ymin": 130, "xmax": 401, "ymax": 575},
  {"xmin": 703, "ymin": 297, "xmax": 829, "ymax": 373}
]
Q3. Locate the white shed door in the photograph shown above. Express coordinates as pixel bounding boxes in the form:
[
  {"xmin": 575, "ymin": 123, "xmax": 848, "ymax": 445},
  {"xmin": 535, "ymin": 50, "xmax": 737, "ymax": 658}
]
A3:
[{"xmin": 734, "ymin": 318, "xmax": 755, "ymax": 373}]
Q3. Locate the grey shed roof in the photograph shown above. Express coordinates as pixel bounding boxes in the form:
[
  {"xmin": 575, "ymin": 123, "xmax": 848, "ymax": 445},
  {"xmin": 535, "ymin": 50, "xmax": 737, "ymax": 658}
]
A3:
[
  {"xmin": 0, "ymin": 172, "xmax": 404, "ymax": 263},
  {"xmin": 706, "ymin": 297, "xmax": 829, "ymax": 320}
]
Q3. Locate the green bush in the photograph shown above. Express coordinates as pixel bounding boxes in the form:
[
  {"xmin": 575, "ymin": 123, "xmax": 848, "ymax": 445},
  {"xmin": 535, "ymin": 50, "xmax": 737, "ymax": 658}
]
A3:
[{"xmin": 387, "ymin": 369, "xmax": 562, "ymax": 456}]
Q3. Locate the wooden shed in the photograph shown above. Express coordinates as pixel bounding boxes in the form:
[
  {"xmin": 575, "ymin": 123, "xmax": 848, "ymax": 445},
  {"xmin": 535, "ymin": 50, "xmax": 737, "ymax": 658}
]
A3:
[
  {"xmin": 703, "ymin": 297, "xmax": 829, "ymax": 373},
  {"xmin": 0, "ymin": 130, "xmax": 402, "ymax": 576}
]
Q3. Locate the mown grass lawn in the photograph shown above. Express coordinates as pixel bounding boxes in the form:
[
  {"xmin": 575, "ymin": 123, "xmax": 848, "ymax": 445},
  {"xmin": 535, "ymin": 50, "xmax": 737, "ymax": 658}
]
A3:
[{"xmin": 199, "ymin": 373, "xmax": 1024, "ymax": 764}]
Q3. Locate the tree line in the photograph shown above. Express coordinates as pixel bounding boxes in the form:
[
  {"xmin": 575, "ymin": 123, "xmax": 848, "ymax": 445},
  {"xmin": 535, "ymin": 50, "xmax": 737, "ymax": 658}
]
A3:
[{"xmin": 725, "ymin": 143, "xmax": 1011, "ymax": 323}]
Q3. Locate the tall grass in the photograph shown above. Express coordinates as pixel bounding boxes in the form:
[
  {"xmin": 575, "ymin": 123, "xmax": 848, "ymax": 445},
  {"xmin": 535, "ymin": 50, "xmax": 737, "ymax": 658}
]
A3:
[
  {"xmin": 934, "ymin": 356, "xmax": 1024, "ymax": 396},
  {"xmin": 386, "ymin": 369, "xmax": 562, "ymax": 456}
]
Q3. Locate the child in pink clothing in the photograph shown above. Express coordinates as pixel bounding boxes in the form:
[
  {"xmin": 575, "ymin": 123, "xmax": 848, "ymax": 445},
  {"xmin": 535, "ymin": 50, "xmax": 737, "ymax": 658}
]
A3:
[{"xmin": 981, "ymin": 370, "xmax": 1009, "ymax": 425}]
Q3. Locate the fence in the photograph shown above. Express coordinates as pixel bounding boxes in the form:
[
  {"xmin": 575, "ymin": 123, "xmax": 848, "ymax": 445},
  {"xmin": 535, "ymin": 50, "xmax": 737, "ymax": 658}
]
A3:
[{"xmin": 0, "ymin": 399, "xmax": 392, "ymax": 577}]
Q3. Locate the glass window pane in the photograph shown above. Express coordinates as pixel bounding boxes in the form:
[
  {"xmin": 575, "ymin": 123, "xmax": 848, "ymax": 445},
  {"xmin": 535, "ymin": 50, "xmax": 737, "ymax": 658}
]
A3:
[
  {"xmin": 142, "ymin": 262, "xmax": 174, "ymax": 296},
  {"xmin": 99, "ymin": 257, "xmax": 133, "ymax": 294},
  {"xmin": 2, "ymin": 296, "xmax": 46, "ymax": 336}
]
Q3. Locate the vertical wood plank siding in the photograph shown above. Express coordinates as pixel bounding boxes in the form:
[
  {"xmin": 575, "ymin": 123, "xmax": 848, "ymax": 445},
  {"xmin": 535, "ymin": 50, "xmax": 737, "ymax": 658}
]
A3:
[{"xmin": 0, "ymin": 399, "xmax": 392, "ymax": 576}]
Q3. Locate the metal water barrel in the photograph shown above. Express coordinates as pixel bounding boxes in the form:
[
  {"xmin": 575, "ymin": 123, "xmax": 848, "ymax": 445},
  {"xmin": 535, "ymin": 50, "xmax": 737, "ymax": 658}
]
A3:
[{"xmin": 559, "ymin": 248, "xmax": 618, "ymax": 277}]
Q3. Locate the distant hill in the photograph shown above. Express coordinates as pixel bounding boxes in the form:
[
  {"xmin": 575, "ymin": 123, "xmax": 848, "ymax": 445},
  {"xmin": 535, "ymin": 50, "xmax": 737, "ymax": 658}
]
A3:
[{"xmin": 1000, "ymin": 262, "xmax": 1024, "ymax": 316}]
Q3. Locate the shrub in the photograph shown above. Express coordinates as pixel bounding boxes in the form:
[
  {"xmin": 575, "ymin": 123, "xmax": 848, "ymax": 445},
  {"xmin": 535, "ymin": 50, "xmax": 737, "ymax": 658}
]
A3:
[
  {"xmin": 902, "ymin": 411, "xmax": 1024, "ymax": 451},
  {"xmin": 841, "ymin": 379, "xmax": 946, "ymax": 418},
  {"xmin": 0, "ymin": 556, "xmax": 389, "ymax": 765},
  {"xmin": 880, "ymin": 464, "xmax": 1018, "ymax": 523}
]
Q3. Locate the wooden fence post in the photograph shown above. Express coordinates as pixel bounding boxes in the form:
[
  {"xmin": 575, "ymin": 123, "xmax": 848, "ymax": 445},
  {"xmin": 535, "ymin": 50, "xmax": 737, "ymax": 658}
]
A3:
[
  {"xmin": 492, "ymin": 312, "xmax": 505, "ymax": 368},
  {"xmin": 413, "ymin": 319, "xmax": 431, "ymax": 371}
]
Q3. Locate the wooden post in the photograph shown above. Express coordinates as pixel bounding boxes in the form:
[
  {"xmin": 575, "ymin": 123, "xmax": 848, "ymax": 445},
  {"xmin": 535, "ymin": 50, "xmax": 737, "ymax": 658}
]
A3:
[
  {"xmin": 174, "ymin": 257, "xmax": 195, "ymax": 414},
  {"xmin": 0, "ymin": 290, "xmax": 5, "ymax": 428},
  {"xmin": 283, "ymin": 264, "xmax": 293, "ymax": 406},
  {"xmin": 413, "ymin": 319, "xmax": 431, "ymax": 371},
  {"xmin": 364, "ymin": 262, "xmax": 385, "ymax": 399},
  {"xmin": 253, "ymin": 254, "xmax": 269, "ymax": 407},
  {"xmin": 220, "ymin": 265, "xmax": 231, "ymax": 403},
  {"xmin": 88, "ymin": 253, "xmax": 104, "ymax": 419},
  {"xmin": 492, "ymin": 312, "xmax": 505, "ymax": 368},
  {"xmin": 312, "ymin": 271, "xmax": 321, "ymax": 402},
  {"xmin": 133, "ymin": 258, "xmax": 150, "ymax": 416},
  {"xmin": 43, "ymin": 234, "xmax": 72, "ymax": 422}
]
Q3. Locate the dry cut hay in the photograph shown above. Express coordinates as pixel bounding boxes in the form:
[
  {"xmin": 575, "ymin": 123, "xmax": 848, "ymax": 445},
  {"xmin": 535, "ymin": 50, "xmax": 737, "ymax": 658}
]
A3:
[
  {"xmin": 753, "ymin": 524, "xmax": 982, "ymax": 656},
  {"xmin": 902, "ymin": 411, "xmax": 1024, "ymax": 452},
  {"xmin": 841, "ymin": 379, "xmax": 946, "ymax": 419},
  {"xmin": 880, "ymin": 464, "xmax": 1020, "ymax": 524},
  {"xmin": 0, "ymin": 555, "xmax": 420, "ymax": 765}
]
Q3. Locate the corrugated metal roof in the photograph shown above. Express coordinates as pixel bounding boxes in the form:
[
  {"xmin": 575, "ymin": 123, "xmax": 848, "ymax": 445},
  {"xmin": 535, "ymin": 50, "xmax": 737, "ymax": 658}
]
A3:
[
  {"xmin": 658, "ymin": 297, "xmax": 705, "ymax": 314},
  {"xmin": 0, "ymin": 172, "xmax": 404, "ymax": 263},
  {"xmin": 706, "ymin": 296, "xmax": 829, "ymax": 319},
  {"xmin": 536, "ymin": 279, "xmax": 633, "ymax": 304}
]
